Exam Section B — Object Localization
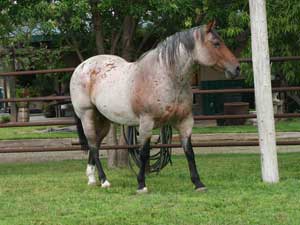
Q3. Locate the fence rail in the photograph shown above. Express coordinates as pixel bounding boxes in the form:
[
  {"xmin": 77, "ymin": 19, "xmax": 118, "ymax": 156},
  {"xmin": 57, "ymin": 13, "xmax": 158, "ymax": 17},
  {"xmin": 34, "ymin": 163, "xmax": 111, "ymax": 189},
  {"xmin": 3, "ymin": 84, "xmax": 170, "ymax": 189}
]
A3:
[
  {"xmin": 0, "ymin": 96, "xmax": 71, "ymax": 103},
  {"xmin": 1, "ymin": 140, "xmax": 300, "ymax": 154},
  {"xmin": 0, "ymin": 68, "xmax": 74, "ymax": 76}
]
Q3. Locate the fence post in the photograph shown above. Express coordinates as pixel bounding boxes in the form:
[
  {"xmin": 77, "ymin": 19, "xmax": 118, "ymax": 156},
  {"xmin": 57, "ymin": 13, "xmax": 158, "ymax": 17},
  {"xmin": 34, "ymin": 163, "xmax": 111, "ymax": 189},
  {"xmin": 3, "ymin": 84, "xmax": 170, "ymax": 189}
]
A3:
[
  {"xmin": 249, "ymin": 0, "xmax": 279, "ymax": 182},
  {"xmin": 9, "ymin": 48, "xmax": 17, "ymax": 122}
]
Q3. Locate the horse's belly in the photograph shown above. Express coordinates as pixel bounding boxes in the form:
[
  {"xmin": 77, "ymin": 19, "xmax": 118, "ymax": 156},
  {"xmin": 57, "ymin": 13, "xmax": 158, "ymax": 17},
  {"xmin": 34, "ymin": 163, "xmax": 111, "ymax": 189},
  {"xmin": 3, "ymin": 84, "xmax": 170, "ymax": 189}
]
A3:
[
  {"xmin": 97, "ymin": 97, "xmax": 139, "ymax": 125},
  {"xmin": 92, "ymin": 69, "xmax": 139, "ymax": 126}
]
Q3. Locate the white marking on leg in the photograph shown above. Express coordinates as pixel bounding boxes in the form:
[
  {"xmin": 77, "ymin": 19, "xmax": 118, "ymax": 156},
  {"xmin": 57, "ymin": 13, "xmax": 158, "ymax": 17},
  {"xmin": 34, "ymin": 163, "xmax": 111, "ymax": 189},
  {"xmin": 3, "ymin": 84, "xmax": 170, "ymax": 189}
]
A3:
[
  {"xmin": 101, "ymin": 180, "xmax": 111, "ymax": 188},
  {"xmin": 195, "ymin": 187, "xmax": 207, "ymax": 192},
  {"xmin": 86, "ymin": 164, "xmax": 96, "ymax": 185},
  {"xmin": 136, "ymin": 187, "xmax": 148, "ymax": 194}
]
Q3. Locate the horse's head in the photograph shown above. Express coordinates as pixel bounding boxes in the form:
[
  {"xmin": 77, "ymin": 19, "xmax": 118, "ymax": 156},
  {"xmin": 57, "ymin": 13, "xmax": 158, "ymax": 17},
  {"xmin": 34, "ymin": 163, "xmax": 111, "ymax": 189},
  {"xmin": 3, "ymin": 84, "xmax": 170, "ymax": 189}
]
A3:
[{"xmin": 193, "ymin": 21, "xmax": 240, "ymax": 79}]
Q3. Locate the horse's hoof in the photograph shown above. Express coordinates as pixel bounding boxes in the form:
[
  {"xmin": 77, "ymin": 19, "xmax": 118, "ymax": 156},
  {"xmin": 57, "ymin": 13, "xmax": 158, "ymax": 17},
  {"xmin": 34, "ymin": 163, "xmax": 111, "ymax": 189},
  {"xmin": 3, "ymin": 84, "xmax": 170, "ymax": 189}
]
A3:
[
  {"xmin": 101, "ymin": 180, "xmax": 111, "ymax": 188},
  {"xmin": 88, "ymin": 180, "xmax": 97, "ymax": 186},
  {"xmin": 136, "ymin": 187, "xmax": 148, "ymax": 194},
  {"xmin": 195, "ymin": 187, "xmax": 207, "ymax": 192}
]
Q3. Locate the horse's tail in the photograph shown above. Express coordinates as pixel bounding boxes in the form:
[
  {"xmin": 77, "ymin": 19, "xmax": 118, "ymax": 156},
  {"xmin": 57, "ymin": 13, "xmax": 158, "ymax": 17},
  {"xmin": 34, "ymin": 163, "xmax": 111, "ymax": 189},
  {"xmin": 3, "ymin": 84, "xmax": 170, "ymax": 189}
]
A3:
[{"xmin": 74, "ymin": 114, "xmax": 89, "ymax": 151}]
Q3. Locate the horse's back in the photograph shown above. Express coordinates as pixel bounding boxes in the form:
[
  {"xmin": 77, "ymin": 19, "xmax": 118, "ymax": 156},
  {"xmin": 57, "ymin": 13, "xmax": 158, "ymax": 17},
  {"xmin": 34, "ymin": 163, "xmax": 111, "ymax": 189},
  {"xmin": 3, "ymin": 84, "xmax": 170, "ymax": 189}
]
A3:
[{"xmin": 70, "ymin": 54, "xmax": 139, "ymax": 125}]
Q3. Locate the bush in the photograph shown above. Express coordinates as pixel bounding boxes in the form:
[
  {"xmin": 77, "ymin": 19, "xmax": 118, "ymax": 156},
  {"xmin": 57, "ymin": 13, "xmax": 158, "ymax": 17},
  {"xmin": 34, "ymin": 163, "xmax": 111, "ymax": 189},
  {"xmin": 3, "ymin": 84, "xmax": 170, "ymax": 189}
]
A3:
[{"xmin": 0, "ymin": 115, "xmax": 10, "ymax": 123}]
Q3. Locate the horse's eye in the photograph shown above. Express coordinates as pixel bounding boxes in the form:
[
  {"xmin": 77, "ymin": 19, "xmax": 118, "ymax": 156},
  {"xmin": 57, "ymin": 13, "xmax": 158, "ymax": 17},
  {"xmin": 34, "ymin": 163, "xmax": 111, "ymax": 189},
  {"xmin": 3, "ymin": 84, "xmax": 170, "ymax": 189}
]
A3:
[{"xmin": 214, "ymin": 42, "xmax": 220, "ymax": 48}]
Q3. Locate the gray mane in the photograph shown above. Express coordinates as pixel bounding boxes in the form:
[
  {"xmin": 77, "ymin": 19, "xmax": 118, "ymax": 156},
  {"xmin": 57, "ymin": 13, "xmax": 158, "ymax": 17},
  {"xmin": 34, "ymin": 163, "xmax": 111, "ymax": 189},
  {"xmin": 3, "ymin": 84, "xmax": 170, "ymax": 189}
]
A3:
[
  {"xmin": 156, "ymin": 26, "xmax": 205, "ymax": 66},
  {"xmin": 137, "ymin": 26, "xmax": 207, "ymax": 67},
  {"xmin": 137, "ymin": 26, "xmax": 205, "ymax": 66}
]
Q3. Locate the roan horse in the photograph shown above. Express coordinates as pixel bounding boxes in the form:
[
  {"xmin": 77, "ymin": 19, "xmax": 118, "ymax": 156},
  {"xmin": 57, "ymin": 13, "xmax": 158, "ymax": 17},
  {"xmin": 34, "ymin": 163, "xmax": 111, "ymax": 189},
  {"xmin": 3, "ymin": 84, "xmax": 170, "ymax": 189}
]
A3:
[{"xmin": 70, "ymin": 21, "xmax": 240, "ymax": 193}]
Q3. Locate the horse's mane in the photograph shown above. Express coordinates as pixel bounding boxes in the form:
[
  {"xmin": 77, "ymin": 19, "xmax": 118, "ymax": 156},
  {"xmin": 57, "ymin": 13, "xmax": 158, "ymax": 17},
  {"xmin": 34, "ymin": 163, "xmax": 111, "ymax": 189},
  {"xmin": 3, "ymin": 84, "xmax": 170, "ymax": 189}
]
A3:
[{"xmin": 138, "ymin": 26, "xmax": 205, "ymax": 66}]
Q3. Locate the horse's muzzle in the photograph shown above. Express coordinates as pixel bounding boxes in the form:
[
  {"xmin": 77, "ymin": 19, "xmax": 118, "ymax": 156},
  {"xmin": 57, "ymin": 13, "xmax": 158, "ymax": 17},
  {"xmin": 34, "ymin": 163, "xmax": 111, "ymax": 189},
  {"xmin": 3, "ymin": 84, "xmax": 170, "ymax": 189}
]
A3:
[{"xmin": 225, "ymin": 66, "xmax": 240, "ymax": 79}]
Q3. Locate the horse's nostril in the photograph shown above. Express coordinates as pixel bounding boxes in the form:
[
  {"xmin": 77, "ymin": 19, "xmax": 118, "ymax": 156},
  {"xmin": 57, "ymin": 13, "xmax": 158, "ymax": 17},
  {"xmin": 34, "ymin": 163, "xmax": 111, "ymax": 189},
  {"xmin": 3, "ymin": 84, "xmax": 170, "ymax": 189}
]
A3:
[{"xmin": 236, "ymin": 66, "xmax": 240, "ymax": 75}]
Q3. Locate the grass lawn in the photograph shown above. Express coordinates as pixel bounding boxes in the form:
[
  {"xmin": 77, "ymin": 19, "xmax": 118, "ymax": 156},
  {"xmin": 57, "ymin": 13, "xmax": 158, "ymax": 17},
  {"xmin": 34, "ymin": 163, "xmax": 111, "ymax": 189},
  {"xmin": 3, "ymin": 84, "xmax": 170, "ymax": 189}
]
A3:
[
  {"xmin": 193, "ymin": 118, "xmax": 300, "ymax": 133},
  {"xmin": 0, "ymin": 126, "xmax": 78, "ymax": 140},
  {"xmin": 1, "ymin": 154, "xmax": 300, "ymax": 225},
  {"xmin": 0, "ymin": 119, "xmax": 299, "ymax": 140}
]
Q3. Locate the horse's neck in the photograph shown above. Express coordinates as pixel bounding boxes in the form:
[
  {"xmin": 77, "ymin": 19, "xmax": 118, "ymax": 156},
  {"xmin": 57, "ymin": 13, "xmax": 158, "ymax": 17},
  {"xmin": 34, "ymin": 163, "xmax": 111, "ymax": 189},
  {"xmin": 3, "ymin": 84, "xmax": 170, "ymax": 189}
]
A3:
[
  {"xmin": 136, "ymin": 47, "xmax": 194, "ymax": 89},
  {"xmin": 165, "ymin": 46, "xmax": 194, "ymax": 85}
]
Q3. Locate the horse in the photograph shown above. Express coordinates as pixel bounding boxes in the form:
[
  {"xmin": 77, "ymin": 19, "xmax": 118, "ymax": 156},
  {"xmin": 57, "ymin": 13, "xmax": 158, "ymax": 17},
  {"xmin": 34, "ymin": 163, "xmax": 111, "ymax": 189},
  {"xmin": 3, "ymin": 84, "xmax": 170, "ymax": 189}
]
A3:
[{"xmin": 70, "ymin": 21, "xmax": 240, "ymax": 193}]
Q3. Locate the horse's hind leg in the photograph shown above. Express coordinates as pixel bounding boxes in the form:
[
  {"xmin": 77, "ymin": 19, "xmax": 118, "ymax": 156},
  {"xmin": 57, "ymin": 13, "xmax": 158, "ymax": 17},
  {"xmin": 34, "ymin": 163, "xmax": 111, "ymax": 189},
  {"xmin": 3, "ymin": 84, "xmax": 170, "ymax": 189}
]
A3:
[
  {"xmin": 176, "ymin": 115, "xmax": 206, "ymax": 191},
  {"xmin": 136, "ymin": 116, "xmax": 154, "ymax": 193},
  {"xmin": 81, "ymin": 108, "xmax": 111, "ymax": 187}
]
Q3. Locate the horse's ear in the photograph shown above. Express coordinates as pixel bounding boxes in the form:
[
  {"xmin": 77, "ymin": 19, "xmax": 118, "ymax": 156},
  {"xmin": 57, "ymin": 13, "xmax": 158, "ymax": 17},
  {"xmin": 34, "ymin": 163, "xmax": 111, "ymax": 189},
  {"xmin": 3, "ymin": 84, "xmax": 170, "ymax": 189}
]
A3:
[{"xmin": 206, "ymin": 20, "xmax": 216, "ymax": 33}]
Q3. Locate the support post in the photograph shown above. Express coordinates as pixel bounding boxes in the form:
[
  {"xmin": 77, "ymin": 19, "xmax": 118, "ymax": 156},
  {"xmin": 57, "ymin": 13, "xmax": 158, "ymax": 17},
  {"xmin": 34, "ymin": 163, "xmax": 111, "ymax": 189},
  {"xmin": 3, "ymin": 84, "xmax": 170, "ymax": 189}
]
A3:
[
  {"xmin": 9, "ymin": 48, "xmax": 17, "ymax": 122},
  {"xmin": 249, "ymin": 0, "xmax": 279, "ymax": 182}
]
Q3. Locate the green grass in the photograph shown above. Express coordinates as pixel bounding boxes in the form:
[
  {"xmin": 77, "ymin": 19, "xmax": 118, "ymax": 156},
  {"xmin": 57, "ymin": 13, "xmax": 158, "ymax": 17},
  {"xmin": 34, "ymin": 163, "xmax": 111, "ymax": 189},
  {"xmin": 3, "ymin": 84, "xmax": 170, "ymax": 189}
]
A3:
[
  {"xmin": 0, "ymin": 119, "xmax": 299, "ymax": 140},
  {"xmin": 0, "ymin": 126, "xmax": 78, "ymax": 140},
  {"xmin": 1, "ymin": 154, "xmax": 300, "ymax": 225},
  {"xmin": 193, "ymin": 118, "xmax": 300, "ymax": 133}
]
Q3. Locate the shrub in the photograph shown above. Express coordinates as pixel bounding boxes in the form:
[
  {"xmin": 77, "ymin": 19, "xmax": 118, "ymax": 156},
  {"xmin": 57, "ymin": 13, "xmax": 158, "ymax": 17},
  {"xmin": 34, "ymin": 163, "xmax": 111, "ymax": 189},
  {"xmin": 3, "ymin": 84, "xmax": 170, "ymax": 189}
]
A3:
[{"xmin": 0, "ymin": 115, "xmax": 10, "ymax": 123}]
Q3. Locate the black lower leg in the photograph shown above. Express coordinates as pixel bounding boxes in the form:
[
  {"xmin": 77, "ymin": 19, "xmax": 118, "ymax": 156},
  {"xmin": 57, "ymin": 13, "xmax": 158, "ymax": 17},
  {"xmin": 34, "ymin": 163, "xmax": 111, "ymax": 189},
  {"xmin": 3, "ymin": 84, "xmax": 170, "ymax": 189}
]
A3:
[
  {"xmin": 90, "ymin": 146, "xmax": 107, "ymax": 183},
  {"xmin": 182, "ymin": 137, "xmax": 205, "ymax": 189},
  {"xmin": 88, "ymin": 149, "xmax": 95, "ymax": 165},
  {"xmin": 137, "ymin": 139, "xmax": 151, "ymax": 190}
]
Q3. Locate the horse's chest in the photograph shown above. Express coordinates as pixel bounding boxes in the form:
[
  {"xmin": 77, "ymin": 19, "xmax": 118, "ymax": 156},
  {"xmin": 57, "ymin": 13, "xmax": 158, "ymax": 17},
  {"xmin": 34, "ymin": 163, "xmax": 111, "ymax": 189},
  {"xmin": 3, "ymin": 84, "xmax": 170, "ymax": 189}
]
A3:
[
  {"xmin": 131, "ymin": 75, "xmax": 192, "ymax": 125},
  {"xmin": 154, "ymin": 100, "xmax": 191, "ymax": 125}
]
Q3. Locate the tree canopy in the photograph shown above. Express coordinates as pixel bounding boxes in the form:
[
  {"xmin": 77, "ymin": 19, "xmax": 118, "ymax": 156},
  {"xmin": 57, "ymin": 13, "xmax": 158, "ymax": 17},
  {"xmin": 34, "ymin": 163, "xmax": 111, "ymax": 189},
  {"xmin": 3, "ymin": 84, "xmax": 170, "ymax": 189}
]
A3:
[{"xmin": 0, "ymin": 0, "xmax": 299, "ymax": 87}]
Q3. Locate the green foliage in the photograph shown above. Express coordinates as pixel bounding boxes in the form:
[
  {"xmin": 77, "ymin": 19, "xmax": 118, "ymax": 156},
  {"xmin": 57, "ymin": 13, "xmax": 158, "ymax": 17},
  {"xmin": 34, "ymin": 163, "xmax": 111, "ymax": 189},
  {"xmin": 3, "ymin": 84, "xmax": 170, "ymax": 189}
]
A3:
[
  {"xmin": 0, "ymin": 115, "xmax": 10, "ymax": 123},
  {"xmin": 266, "ymin": 0, "xmax": 300, "ymax": 85},
  {"xmin": 240, "ymin": 0, "xmax": 300, "ymax": 86}
]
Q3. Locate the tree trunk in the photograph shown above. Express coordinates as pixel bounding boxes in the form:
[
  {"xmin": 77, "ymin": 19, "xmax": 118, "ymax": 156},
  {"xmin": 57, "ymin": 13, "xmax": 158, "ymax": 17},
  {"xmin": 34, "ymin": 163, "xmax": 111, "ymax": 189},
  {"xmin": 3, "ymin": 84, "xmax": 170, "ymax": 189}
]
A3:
[
  {"xmin": 114, "ymin": 15, "xmax": 138, "ymax": 167},
  {"xmin": 116, "ymin": 126, "xmax": 129, "ymax": 168},
  {"xmin": 66, "ymin": 37, "xmax": 84, "ymax": 62},
  {"xmin": 233, "ymin": 28, "xmax": 251, "ymax": 56},
  {"xmin": 90, "ymin": 0, "xmax": 105, "ymax": 54},
  {"xmin": 110, "ymin": 28, "xmax": 123, "ymax": 55},
  {"xmin": 107, "ymin": 124, "xmax": 118, "ymax": 168},
  {"xmin": 121, "ymin": 15, "xmax": 137, "ymax": 61}
]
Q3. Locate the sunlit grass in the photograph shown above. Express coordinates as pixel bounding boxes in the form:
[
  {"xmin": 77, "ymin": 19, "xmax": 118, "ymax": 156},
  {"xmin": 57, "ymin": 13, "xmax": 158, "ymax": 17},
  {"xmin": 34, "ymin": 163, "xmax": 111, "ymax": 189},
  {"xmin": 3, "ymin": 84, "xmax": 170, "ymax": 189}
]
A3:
[
  {"xmin": 0, "ymin": 119, "xmax": 299, "ymax": 140},
  {"xmin": 1, "ymin": 154, "xmax": 300, "ymax": 225}
]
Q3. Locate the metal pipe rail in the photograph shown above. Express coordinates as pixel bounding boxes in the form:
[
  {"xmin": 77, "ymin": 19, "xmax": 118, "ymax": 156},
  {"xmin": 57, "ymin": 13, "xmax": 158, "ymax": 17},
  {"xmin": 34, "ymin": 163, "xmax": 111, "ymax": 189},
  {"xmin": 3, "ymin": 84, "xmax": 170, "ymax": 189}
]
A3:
[
  {"xmin": 0, "ymin": 120, "xmax": 75, "ymax": 127},
  {"xmin": 1, "ymin": 140, "xmax": 300, "ymax": 153},
  {"xmin": 192, "ymin": 86, "xmax": 300, "ymax": 94},
  {"xmin": 0, "ymin": 96, "xmax": 71, "ymax": 103},
  {"xmin": 0, "ymin": 68, "xmax": 74, "ymax": 76},
  {"xmin": 193, "ymin": 113, "xmax": 300, "ymax": 120},
  {"xmin": 239, "ymin": 56, "xmax": 300, "ymax": 63}
]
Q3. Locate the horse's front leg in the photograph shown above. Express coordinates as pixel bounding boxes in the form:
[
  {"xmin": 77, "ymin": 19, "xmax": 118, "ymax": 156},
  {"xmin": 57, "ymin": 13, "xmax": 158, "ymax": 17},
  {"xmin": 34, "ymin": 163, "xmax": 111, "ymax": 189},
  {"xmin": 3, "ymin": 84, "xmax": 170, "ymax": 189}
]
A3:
[
  {"xmin": 176, "ymin": 115, "xmax": 206, "ymax": 191},
  {"xmin": 136, "ymin": 116, "xmax": 154, "ymax": 194}
]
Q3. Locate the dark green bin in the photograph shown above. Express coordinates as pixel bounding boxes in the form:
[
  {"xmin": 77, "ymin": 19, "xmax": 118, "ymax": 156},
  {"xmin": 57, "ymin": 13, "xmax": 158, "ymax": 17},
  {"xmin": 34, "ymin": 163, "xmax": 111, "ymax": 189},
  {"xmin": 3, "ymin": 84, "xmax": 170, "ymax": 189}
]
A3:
[{"xmin": 201, "ymin": 80, "xmax": 246, "ymax": 115}]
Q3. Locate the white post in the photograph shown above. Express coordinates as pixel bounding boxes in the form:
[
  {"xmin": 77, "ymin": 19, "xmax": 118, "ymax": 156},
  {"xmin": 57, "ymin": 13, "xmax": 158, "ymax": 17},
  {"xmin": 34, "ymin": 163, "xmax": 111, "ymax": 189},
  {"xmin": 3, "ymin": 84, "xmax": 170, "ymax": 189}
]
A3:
[{"xmin": 249, "ymin": 0, "xmax": 279, "ymax": 183}]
